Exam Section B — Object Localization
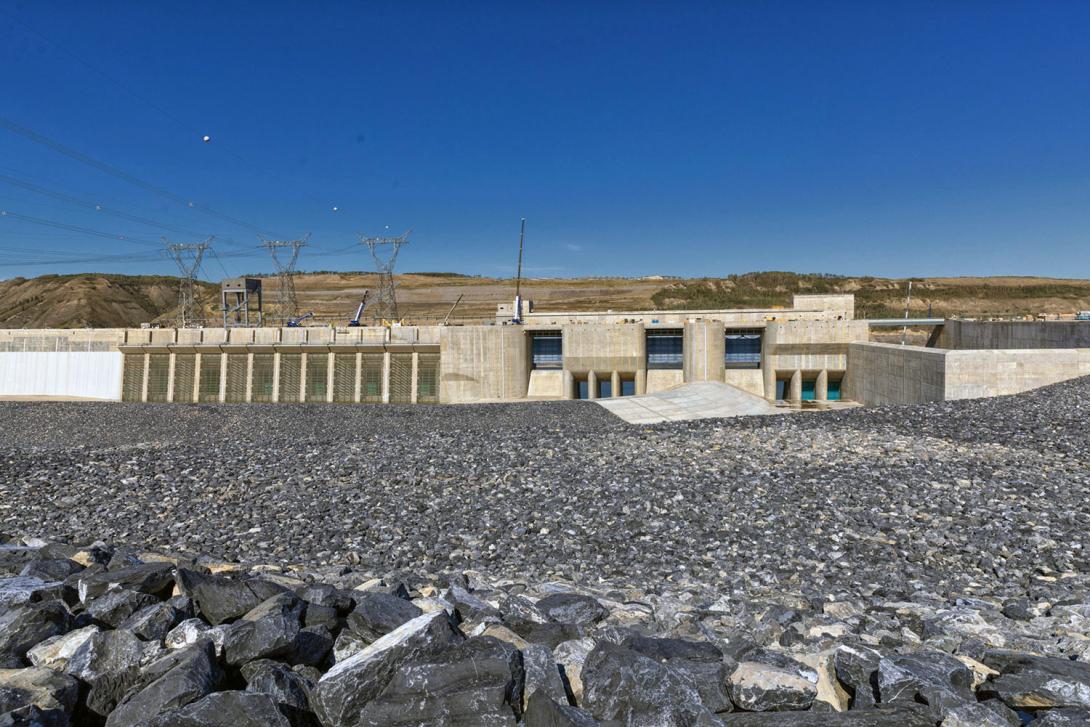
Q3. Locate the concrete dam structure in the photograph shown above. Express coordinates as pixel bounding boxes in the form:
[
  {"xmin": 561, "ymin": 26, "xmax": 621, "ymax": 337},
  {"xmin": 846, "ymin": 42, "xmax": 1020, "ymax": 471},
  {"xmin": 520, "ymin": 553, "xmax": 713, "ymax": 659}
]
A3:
[{"xmin": 1, "ymin": 293, "xmax": 1088, "ymax": 407}]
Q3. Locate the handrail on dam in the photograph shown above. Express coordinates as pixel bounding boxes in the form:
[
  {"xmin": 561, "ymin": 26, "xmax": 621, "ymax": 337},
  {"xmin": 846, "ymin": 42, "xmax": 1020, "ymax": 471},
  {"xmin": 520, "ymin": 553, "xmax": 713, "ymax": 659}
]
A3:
[{"xmin": 865, "ymin": 318, "xmax": 945, "ymax": 327}]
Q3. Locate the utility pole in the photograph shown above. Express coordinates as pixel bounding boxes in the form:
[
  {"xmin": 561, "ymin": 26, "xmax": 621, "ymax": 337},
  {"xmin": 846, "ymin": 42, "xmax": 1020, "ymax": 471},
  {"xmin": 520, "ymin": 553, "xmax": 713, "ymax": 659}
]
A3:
[
  {"xmin": 164, "ymin": 237, "xmax": 213, "ymax": 327},
  {"xmin": 261, "ymin": 235, "xmax": 309, "ymax": 321},
  {"xmin": 359, "ymin": 230, "xmax": 410, "ymax": 322},
  {"xmin": 513, "ymin": 218, "xmax": 526, "ymax": 323}
]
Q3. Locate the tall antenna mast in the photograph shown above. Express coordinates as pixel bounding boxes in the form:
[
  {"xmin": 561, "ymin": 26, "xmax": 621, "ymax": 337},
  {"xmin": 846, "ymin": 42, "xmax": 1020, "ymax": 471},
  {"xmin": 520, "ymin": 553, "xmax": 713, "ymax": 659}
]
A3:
[
  {"xmin": 513, "ymin": 218, "xmax": 526, "ymax": 323},
  {"xmin": 359, "ymin": 229, "xmax": 410, "ymax": 322},
  {"xmin": 164, "ymin": 236, "xmax": 213, "ymax": 327},
  {"xmin": 261, "ymin": 234, "xmax": 309, "ymax": 321}
]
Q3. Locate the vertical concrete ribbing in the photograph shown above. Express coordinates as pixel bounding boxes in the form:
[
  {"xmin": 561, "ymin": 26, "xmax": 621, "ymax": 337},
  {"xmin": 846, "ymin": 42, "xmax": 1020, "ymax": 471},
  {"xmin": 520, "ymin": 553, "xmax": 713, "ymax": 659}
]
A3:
[
  {"xmin": 588, "ymin": 371, "xmax": 598, "ymax": 400},
  {"xmin": 141, "ymin": 353, "xmax": 150, "ymax": 403},
  {"xmin": 354, "ymin": 352, "xmax": 362, "ymax": 403},
  {"xmin": 271, "ymin": 352, "xmax": 281, "ymax": 403},
  {"xmin": 218, "ymin": 353, "xmax": 227, "ymax": 404},
  {"xmin": 382, "ymin": 351, "xmax": 391, "ymax": 403},
  {"xmin": 611, "ymin": 371, "xmax": 620, "ymax": 398},
  {"xmin": 411, "ymin": 352, "xmax": 419, "ymax": 404},
  {"xmin": 245, "ymin": 353, "xmax": 254, "ymax": 403},
  {"xmin": 789, "ymin": 369, "xmax": 802, "ymax": 403},
  {"xmin": 816, "ymin": 369, "xmax": 828, "ymax": 401},
  {"xmin": 166, "ymin": 353, "xmax": 176, "ymax": 403},
  {"xmin": 327, "ymin": 352, "xmax": 335, "ymax": 403}
]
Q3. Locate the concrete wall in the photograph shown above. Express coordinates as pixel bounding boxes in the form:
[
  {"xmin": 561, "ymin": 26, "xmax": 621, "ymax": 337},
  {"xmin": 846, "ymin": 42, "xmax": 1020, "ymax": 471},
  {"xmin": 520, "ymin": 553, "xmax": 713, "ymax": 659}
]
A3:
[
  {"xmin": 724, "ymin": 368, "xmax": 764, "ymax": 397},
  {"xmin": 527, "ymin": 370, "xmax": 563, "ymax": 399},
  {"xmin": 683, "ymin": 320, "xmax": 725, "ymax": 383},
  {"xmin": 646, "ymin": 369, "xmax": 684, "ymax": 393},
  {"xmin": 938, "ymin": 319, "xmax": 1090, "ymax": 350},
  {"xmin": 762, "ymin": 320, "xmax": 869, "ymax": 401},
  {"xmin": 844, "ymin": 343, "xmax": 947, "ymax": 406},
  {"xmin": 439, "ymin": 326, "xmax": 528, "ymax": 403},
  {"xmin": 562, "ymin": 324, "xmax": 644, "ymax": 376},
  {"xmin": 0, "ymin": 352, "xmax": 123, "ymax": 400},
  {"xmin": 792, "ymin": 294, "xmax": 854, "ymax": 320},
  {"xmin": 846, "ymin": 342, "xmax": 1090, "ymax": 405}
]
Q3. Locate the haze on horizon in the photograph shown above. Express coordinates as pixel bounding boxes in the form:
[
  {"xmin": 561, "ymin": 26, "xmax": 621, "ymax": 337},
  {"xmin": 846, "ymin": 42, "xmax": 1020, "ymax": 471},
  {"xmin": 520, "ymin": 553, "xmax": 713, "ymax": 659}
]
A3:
[{"xmin": 1, "ymin": 1, "xmax": 1088, "ymax": 281}]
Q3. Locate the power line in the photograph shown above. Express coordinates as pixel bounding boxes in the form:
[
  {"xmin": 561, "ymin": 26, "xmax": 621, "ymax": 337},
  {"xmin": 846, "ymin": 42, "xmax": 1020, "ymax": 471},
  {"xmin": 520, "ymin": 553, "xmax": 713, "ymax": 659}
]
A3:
[
  {"xmin": 0, "ymin": 115, "xmax": 278, "ymax": 238},
  {"xmin": 0, "ymin": 172, "xmax": 213, "ymax": 238},
  {"xmin": 0, "ymin": 209, "xmax": 162, "ymax": 246}
]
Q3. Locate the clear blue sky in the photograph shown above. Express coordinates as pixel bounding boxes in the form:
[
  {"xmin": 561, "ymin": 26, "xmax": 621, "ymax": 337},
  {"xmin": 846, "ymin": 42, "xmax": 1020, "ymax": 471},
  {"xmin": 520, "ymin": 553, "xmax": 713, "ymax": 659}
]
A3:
[{"xmin": 1, "ymin": 1, "xmax": 1088, "ymax": 280}]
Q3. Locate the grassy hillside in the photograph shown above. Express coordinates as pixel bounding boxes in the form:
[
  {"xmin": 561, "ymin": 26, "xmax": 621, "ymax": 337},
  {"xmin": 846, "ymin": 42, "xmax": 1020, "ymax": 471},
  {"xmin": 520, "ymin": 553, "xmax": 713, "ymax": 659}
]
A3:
[{"xmin": 1, "ymin": 270, "xmax": 1088, "ymax": 328}]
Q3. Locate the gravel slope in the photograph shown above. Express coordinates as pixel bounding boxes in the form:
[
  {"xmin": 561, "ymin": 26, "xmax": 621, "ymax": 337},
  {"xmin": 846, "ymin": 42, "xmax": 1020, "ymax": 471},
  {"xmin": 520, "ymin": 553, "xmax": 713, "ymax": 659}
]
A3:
[{"xmin": 3, "ymin": 379, "xmax": 1089, "ymax": 605}]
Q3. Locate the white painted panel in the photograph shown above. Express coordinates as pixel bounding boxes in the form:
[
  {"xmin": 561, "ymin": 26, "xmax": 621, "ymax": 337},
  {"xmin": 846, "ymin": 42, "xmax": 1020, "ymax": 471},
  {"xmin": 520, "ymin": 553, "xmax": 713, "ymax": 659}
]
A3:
[{"xmin": 0, "ymin": 352, "xmax": 123, "ymax": 400}]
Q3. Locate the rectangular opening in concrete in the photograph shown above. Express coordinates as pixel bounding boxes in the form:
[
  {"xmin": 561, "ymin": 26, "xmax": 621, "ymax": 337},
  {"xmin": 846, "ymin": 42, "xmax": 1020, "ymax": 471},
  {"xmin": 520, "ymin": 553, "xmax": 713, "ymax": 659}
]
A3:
[
  {"xmin": 725, "ymin": 329, "xmax": 762, "ymax": 369},
  {"xmin": 621, "ymin": 378, "xmax": 635, "ymax": 396},
  {"xmin": 827, "ymin": 376, "xmax": 842, "ymax": 401},
  {"xmin": 801, "ymin": 378, "xmax": 816, "ymax": 401},
  {"xmin": 598, "ymin": 378, "xmax": 612, "ymax": 398},
  {"xmin": 530, "ymin": 330, "xmax": 562, "ymax": 369},
  {"xmin": 647, "ymin": 329, "xmax": 683, "ymax": 369},
  {"xmin": 277, "ymin": 354, "xmax": 301, "ymax": 403},
  {"xmin": 198, "ymin": 354, "xmax": 222, "ymax": 403},
  {"xmin": 576, "ymin": 378, "xmax": 589, "ymax": 399},
  {"xmin": 251, "ymin": 354, "xmax": 274, "ymax": 402}
]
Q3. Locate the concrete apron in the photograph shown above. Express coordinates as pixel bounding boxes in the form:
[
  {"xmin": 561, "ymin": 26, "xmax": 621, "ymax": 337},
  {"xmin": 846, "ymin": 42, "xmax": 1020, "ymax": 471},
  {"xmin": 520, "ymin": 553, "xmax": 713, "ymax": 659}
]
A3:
[{"xmin": 596, "ymin": 381, "xmax": 787, "ymax": 424}]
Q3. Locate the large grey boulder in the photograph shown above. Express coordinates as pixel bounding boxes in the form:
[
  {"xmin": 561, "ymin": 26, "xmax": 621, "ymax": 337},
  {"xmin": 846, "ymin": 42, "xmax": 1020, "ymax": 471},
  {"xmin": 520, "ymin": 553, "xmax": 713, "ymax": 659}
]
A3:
[
  {"xmin": 833, "ymin": 644, "xmax": 882, "ymax": 709},
  {"xmin": 175, "ymin": 570, "xmax": 285, "ymax": 626},
  {"xmin": 139, "ymin": 690, "xmax": 292, "ymax": 727},
  {"xmin": 77, "ymin": 563, "xmax": 174, "ymax": 604},
  {"xmin": 0, "ymin": 578, "xmax": 63, "ymax": 612},
  {"xmin": 222, "ymin": 593, "xmax": 303, "ymax": 666},
  {"xmin": 355, "ymin": 636, "xmax": 524, "ymax": 726},
  {"xmin": 716, "ymin": 704, "xmax": 935, "ymax": 725},
  {"xmin": 535, "ymin": 594, "xmax": 609, "ymax": 627},
  {"xmin": 0, "ymin": 601, "xmax": 71, "ymax": 666},
  {"xmin": 118, "ymin": 602, "xmax": 186, "ymax": 642},
  {"xmin": 581, "ymin": 642, "xmax": 717, "ymax": 725},
  {"xmin": 313, "ymin": 611, "xmax": 463, "ymax": 727},
  {"xmin": 65, "ymin": 629, "xmax": 162, "ymax": 717},
  {"xmin": 243, "ymin": 659, "xmax": 317, "ymax": 725},
  {"xmin": 346, "ymin": 592, "xmax": 422, "ymax": 644},
  {"xmin": 981, "ymin": 651, "xmax": 1090, "ymax": 709},
  {"xmin": 622, "ymin": 635, "xmax": 731, "ymax": 713},
  {"xmin": 521, "ymin": 643, "xmax": 569, "ymax": 711},
  {"xmin": 86, "ymin": 589, "xmax": 160, "ymax": 629},
  {"xmin": 104, "ymin": 641, "xmax": 221, "ymax": 727},
  {"xmin": 523, "ymin": 690, "xmax": 599, "ymax": 727},
  {"xmin": 0, "ymin": 666, "xmax": 79, "ymax": 718},
  {"xmin": 27, "ymin": 626, "xmax": 99, "ymax": 672},
  {"xmin": 727, "ymin": 660, "xmax": 817, "ymax": 712},
  {"xmin": 876, "ymin": 651, "xmax": 973, "ymax": 713}
]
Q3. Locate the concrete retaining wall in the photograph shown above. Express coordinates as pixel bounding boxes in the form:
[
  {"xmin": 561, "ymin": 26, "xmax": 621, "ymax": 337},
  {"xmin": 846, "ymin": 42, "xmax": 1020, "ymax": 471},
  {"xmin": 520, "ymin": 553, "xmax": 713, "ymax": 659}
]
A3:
[
  {"xmin": 0, "ymin": 352, "xmax": 123, "ymax": 400},
  {"xmin": 847, "ymin": 342, "xmax": 1090, "ymax": 405},
  {"xmin": 938, "ymin": 320, "xmax": 1090, "ymax": 350}
]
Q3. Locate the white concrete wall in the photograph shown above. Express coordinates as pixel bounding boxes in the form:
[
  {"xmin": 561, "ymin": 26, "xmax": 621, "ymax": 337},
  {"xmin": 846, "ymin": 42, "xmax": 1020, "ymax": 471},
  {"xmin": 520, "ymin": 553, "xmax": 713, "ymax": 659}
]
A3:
[
  {"xmin": 724, "ymin": 369, "xmax": 764, "ymax": 396},
  {"xmin": 0, "ymin": 352, "xmax": 123, "ymax": 400}
]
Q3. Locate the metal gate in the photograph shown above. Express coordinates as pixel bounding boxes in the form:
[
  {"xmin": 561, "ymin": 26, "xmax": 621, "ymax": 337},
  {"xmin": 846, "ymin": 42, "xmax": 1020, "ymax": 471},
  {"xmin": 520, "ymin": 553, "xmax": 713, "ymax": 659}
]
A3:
[
  {"xmin": 225, "ymin": 354, "xmax": 247, "ymax": 403},
  {"xmin": 305, "ymin": 353, "xmax": 329, "ymax": 402},
  {"xmin": 121, "ymin": 354, "xmax": 143, "ymax": 402},
  {"xmin": 417, "ymin": 353, "xmax": 439, "ymax": 403},
  {"xmin": 389, "ymin": 353, "xmax": 413, "ymax": 404},
  {"xmin": 251, "ymin": 354, "xmax": 274, "ymax": 403},
  {"xmin": 333, "ymin": 354, "xmax": 356, "ymax": 403},
  {"xmin": 146, "ymin": 354, "xmax": 170, "ymax": 403},
  {"xmin": 360, "ymin": 353, "xmax": 384, "ymax": 403},
  {"xmin": 278, "ymin": 354, "xmax": 301, "ymax": 403},
  {"xmin": 198, "ymin": 354, "xmax": 222, "ymax": 403},
  {"xmin": 172, "ymin": 354, "xmax": 196, "ymax": 403}
]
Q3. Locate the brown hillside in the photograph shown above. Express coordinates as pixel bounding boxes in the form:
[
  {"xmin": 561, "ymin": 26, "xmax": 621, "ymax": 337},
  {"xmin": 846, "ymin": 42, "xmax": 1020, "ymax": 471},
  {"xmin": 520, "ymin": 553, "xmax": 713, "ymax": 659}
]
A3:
[{"xmin": 1, "ymin": 271, "xmax": 1089, "ymax": 328}]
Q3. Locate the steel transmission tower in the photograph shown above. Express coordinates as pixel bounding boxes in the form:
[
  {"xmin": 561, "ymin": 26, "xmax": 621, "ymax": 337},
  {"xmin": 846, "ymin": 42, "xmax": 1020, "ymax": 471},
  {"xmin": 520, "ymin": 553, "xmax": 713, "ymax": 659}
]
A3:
[
  {"xmin": 359, "ymin": 230, "xmax": 410, "ymax": 322},
  {"xmin": 261, "ymin": 235, "xmax": 309, "ymax": 320},
  {"xmin": 164, "ymin": 237, "xmax": 213, "ymax": 327}
]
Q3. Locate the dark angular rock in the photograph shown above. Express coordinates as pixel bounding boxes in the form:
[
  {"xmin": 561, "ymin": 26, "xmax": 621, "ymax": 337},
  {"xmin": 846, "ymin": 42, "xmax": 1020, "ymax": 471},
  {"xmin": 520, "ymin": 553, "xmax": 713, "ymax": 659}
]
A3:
[
  {"xmin": 297, "ymin": 584, "xmax": 353, "ymax": 614},
  {"xmin": 443, "ymin": 585, "xmax": 501, "ymax": 623},
  {"xmin": 244, "ymin": 659, "xmax": 315, "ymax": 714},
  {"xmin": 313, "ymin": 611, "xmax": 463, "ymax": 727},
  {"xmin": 981, "ymin": 650, "xmax": 1090, "ymax": 710},
  {"xmin": 0, "ymin": 704, "xmax": 70, "ymax": 727},
  {"xmin": 522, "ymin": 643, "xmax": 569, "ymax": 711},
  {"xmin": 118, "ymin": 602, "xmax": 186, "ymax": 642},
  {"xmin": 140, "ymin": 690, "xmax": 292, "ymax": 727},
  {"xmin": 0, "ymin": 601, "xmax": 71, "ymax": 666},
  {"xmin": 104, "ymin": 641, "xmax": 221, "ymax": 727},
  {"xmin": 716, "ymin": 703, "xmax": 935, "ymax": 725},
  {"xmin": 65, "ymin": 629, "xmax": 160, "ymax": 717},
  {"xmin": 345, "ymin": 592, "xmax": 422, "ymax": 644},
  {"xmin": 356, "ymin": 636, "xmax": 524, "ymax": 726},
  {"xmin": 727, "ymin": 659, "xmax": 818, "ymax": 712},
  {"xmin": 287, "ymin": 625, "xmax": 333, "ymax": 668},
  {"xmin": 77, "ymin": 563, "xmax": 174, "ymax": 603},
  {"xmin": 18, "ymin": 561, "xmax": 82, "ymax": 583},
  {"xmin": 302, "ymin": 603, "xmax": 339, "ymax": 631},
  {"xmin": 1031, "ymin": 708, "xmax": 1090, "ymax": 725},
  {"xmin": 0, "ymin": 666, "xmax": 79, "ymax": 719},
  {"xmin": 622, "ymin": 635, "xmax": 731, "ymax": 713},
  {"xmin": 500, "ymin": 595, "xmax": 550, "ymax": 625},
  {"xmin": 0, "ymin": 578, "xmax": 61, "ymax": 613},
  {"xmin": 876, "ymin": 651, "xmax": 974, "ymax": 713},
  {"xmin": 833, "ymin": 644, "xmax": 882, "ymax": 709},
  {"xmin": 522, "ymin": 690, "xmax": 600, "ymax": 727},
  {"xmin": 535, "ymin": 594, "xmax": 609, "ymax": 627},
  {"xmin": 86, "ymin": 589, "xmax": 160, "ymax": 628},
  {"xmin": 581, "ymin": 642, "xmax": 716, "ymax": 724},
  {"xmin": 175, "ymin": 569, "xmax": 286, "ymax": 626},
  {"xmin": 509, "ymin": 621, "xmax": 584, "ymax": 650},
  {"xmin": 222, "ymin": 593, "xmax": 303, "ymax": 666}
]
